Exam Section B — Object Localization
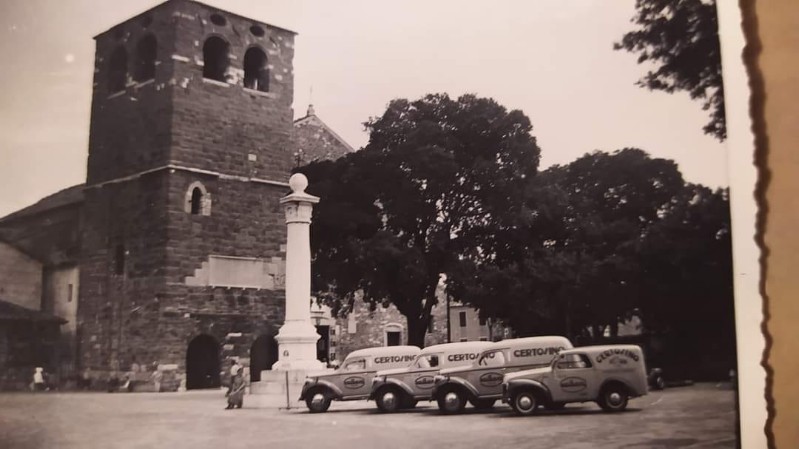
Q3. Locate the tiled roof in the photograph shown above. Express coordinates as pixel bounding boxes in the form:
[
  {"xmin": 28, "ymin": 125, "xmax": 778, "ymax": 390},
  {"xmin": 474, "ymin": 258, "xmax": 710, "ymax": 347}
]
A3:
[{"xmin": 0, "ymin": 184, "xmax": 84, "ymax": 224}]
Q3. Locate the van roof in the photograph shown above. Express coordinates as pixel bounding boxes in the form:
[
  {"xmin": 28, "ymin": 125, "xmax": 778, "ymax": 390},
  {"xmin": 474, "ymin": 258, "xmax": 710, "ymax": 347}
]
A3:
[
  {"xmin": 344, "ymin": 345, "xmax": 421, "ymax": 359},
  {"xmin": 485, "ymin": 336, "xmax": 572, "ymax": 351},
  {"xmin": 562, "ymin": 345, "xmax": 642, "ymax": 355},
  {"xmin": 420, "ymin": 341, "xmax": 494, "ymax": 354}
]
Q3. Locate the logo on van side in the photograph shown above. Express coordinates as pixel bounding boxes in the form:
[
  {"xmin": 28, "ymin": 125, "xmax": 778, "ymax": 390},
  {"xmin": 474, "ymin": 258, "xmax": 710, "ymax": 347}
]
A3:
[
  {"xmin": 560, "ymin": 377, "xmax": 587, "ymax": 392},
  {"xmin": 447, "ymin": 353, "xmax": 480, "ymax": 362},
  {"xmin": 415, "ymin": 376, "xmax": 435, "ymax": 389},
  {"xmin": 595, "ymin": 348, "xmax": 639, "ymax": 364},
  {"xmin": 479, "ymin": 372, "xmax": 503, "ymax": 387},
  {"xmin": 512, "ymin": 346, "xmax": 565, "ymax": 358},
  {"xmin": 343, "ymin": 377, "xmax": 365, "ymax": 389},
  {"xmin": 374, "ymin": 355, "xmax": 417, "ymax": 364}
]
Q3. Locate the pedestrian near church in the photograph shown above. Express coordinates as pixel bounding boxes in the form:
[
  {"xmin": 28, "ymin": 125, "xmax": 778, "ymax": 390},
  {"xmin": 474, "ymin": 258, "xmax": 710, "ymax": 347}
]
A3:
[
  {"xmin": 32, "ymin": 367, "xmax": 46, "ymax": 392},
  {"xmin": 225, "ymin": 373, "xmax": 245, "ymax": 410},
  {"xmin": 151, "ymin": 362, "xmax": 163, "ymax": 393}
]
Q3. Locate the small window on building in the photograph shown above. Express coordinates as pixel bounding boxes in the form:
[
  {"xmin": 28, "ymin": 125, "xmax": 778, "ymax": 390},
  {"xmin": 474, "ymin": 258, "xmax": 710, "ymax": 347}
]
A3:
[
  {"xmin": 108, "ymin": 46, "xmax": 128, "ymax": 92},
  {"xmin": 185, "ymin": 182, "xmax": 211, "ymax": 216},
  {"xmin": 347, "ymin": 314, "xmax": 357, "ymax": 334},
  {"xmin": 386, "ymin": 331, "xmax": 401, "ymax": 346},
  {"xmin": 133, "ymin": 34, "xmax": 157, "ymax": 82},
  {"xmin": 203, "ymin": 36, "xmax": 229, "ymax": 82},
  {"xmin": 459, "ymin": 311, "xmax": 467, "ymax": 328},
  {"xmin": 243, "ymin": 47, "xmax": 269, "ymax": 92},
  {"xmin": 427, "ymin": 317, "xmax": 434, "ymax": 333},
  {"xmin": 67, "ymin": 284, "xmax": 74, "ymax": 302},
  {"xmin": 190, "ymin": 188, "xmax": 202, "ymax": 214},
  {"xmin": 114, "ymin": 244, "xmax": 126, "ymax": 275},
  {"xmin": 209, "ymin": 13, "xmax": 227, "ymax": 27},
  {"xmin": 249, "ymin": 25, "xmax": 265, "ymax": 37},
  {"xmin": 479, "ymin": 315, "xmax": 487, "ymax": 326}
]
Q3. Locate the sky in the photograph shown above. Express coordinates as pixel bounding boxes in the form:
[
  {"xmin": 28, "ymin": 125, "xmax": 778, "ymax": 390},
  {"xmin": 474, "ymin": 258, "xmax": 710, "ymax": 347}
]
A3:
[{"xmin": 0, "ymin": 0, "xmax": 729, "ymax": 217}]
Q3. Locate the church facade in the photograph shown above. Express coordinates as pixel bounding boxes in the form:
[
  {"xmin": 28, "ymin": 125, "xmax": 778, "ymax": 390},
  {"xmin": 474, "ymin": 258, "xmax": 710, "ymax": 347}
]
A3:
[{"xmin": 0, "ymin": 0, "xmax": 504, "ymax": 391}]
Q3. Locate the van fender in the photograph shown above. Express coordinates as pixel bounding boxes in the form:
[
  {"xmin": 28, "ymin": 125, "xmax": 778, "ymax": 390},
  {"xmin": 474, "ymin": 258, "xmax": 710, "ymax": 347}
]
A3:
[
  {"xmin": 431, "ymin": 377, "xmax": 480, "ymax": 402},
  {"xmin": 300, "ymin": 379, "xmax": 343, "ymax": 401},
  {"xmin": 505, "ymin": 378, "xmax": 551, "ymax": 402},
  {"xmin": 371, "ymin": 378, "xmax": 415, "ymax": 400}
]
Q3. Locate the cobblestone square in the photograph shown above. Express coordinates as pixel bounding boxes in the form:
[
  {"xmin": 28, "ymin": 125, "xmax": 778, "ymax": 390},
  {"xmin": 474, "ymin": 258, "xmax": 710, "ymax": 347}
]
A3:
[{"xmin": 0, "ymin": 383, "xmax": 737, "ymax": 449}]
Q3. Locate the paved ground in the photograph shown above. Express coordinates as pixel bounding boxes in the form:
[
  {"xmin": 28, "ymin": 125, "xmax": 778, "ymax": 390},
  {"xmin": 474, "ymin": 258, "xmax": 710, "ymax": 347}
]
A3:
[{"xmin": 0, "ymin": 383, "xmax": 737, "ymax": 449}]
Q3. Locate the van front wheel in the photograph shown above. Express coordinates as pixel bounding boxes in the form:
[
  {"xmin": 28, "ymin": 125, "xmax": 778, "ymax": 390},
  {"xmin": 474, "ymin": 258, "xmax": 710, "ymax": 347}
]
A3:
[
  {"xmin": 511, "ymin": 390, "xmax": 539, "ymax": 416},
  {"xmin": 437, "ymin": 388, "xmax": 467, "ymax": 414},
  {"xmin": 376, "ymin": 387, "xmax": 402, "ymax": 413},
  {"xmin": 305, "ymin": 392, "xmax": 332, "ymax": 413}
]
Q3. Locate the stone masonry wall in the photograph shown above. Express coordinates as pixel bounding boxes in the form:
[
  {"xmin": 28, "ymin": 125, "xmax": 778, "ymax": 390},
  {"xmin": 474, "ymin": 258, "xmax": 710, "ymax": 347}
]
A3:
[{"xmin": 0, "ymin": 242, "xmax": 42, "ymax": 310}]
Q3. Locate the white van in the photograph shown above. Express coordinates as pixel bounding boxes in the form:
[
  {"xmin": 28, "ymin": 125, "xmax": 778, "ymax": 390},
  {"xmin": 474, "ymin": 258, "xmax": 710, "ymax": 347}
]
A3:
[
  {"xmin": 431, "ymin": 336, "xmax": 572, "ymax": 413},
  {"xmin": 369, "ymin": 341, "xmax": 495, "ymax": 413},
  {"xmin": 502, "ymin": 345, "xmax": 649, "ymax": 415},
  {"xmin": 299, "ymin": 345, "xmax": 421, "ymax": 413}
]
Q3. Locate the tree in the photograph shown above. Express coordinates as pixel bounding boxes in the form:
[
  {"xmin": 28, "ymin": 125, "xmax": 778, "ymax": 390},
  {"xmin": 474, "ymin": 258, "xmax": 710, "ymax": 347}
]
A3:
[
  {"xmin": 451, "ymin": 149, "xmax": 687, "ymax": 340},
  {"xmin": 301, "ymin": 93, "xmax": 541, "ymax": 347},
  {"xmin": 615, "ymin": 0, "xmax": 726, "ymax": 140}
]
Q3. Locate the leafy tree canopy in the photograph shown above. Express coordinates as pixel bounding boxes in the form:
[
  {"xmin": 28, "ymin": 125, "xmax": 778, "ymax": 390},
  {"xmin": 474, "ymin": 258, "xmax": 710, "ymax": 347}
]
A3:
[
  {"xmin": 301, "ymin": 93, "xmax": 541, "ymax": 347},
  {"xmin": 615, "ymin": 0, "xmax": 726, "ymax": 140}
]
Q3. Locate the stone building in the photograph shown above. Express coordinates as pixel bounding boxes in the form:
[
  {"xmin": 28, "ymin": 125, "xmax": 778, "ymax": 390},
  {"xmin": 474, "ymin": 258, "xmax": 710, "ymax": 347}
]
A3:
[{"xmin": 0, "ymin": 0, "xmax": 505, "ymax": 389}]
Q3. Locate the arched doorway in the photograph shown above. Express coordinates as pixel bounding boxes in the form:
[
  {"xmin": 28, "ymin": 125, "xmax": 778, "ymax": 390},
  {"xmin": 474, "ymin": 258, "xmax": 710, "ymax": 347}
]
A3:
[
  {"xmin": 186, "ymin": 334, "xmax": 221, "ymax": 390},
  {"xmin": 249, "ymin": 334, "xmax": 278, "ymax": 382}
]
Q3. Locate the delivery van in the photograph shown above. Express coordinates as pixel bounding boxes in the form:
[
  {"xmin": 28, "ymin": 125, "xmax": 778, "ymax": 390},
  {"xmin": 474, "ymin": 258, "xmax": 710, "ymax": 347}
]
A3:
[
  {"xmin": 299, "ymin": 345, "xmax": 421, "ymax": 413},
  {"xmin": 431, "ymin": 336, "xmax": 572, "ymax": 413},
  {"xmin": 369, "ymin": 341, "xmax": 494, "ymax": 413},
  {"xmin": 502, "ymin": 345, "xmax": 649, "ymax": 415}
]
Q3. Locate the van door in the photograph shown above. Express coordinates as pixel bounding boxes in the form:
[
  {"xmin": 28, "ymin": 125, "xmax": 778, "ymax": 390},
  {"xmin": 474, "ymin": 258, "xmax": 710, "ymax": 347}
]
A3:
[
  {"xmin": 547, "ymin": 353, "xmax": 597, "ymax": 403},
  {"xmin": 405, "ymin": 354, "xmax": 440, "ymax": 396},
  {"xmin": 338, "ymin": 358, "xmax": 371, "ymax": 398},
  {"xmin": 463, "ymin": 350, "xmax": 505, "ymax": 397}
]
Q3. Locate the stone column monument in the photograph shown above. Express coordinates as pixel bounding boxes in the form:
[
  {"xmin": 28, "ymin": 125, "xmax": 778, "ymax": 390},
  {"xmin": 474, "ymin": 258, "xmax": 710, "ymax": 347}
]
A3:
[{"xmin": 271, "ymin": 173, "xmax": 325, "ymax": 372}]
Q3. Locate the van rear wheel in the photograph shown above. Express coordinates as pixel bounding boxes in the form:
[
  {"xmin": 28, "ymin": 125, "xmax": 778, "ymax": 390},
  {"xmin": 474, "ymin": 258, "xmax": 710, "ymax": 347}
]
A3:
[
  {"xmin": 598, "ymin": 384, "xmax": 629, "ymax": 412},
  {"xmin": 376, "ymin": 387, "xmax": 402, "ymax": 413},
  {"xmin": 437, "ymin": 388, "xmax": 467, "ymax": 414},
  {"xmin": 511, "ymin": 390, "xmax": 539, "ymax": 416}
]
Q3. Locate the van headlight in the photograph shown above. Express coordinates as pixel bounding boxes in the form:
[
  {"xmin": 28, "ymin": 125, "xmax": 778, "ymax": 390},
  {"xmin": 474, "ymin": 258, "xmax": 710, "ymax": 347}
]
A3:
[
  {"xmin": 372, "ymin": 375, "xmax": 385, "ymax": 385},
  {"xmin": 434, "ymin": 375, "xmax": 448, "ymax": 385}
]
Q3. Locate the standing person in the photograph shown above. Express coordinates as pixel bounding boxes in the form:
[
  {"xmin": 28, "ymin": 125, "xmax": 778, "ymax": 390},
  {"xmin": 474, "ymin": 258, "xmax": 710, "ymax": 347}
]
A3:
[
  {"xmin": 230, "ymin": 359, "xmax": 242, "ymax": 377},
  {"xmin": 151, "ymin": 362, "xmax": 163, "ymax": 393},
  {"xmin": 32, "ymin": 367, "xmax": 46, "ymax": 392},
  {"xmin": 225, "ymin": 373, "xmax": 245, "ymax": 410}
]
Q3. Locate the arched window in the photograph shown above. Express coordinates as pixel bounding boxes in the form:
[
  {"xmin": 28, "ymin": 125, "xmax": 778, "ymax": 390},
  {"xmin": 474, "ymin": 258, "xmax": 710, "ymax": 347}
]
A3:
[
  {"xmin": 108, "ymin": 46, "xmax": 127, "ymax": 92},
  {"xmin": 133, "ymin": 34, "xmax": 157, "ymax": 82},
  {"xmin": 114, "ymin": 244, "xmax": 126, "ymax": 275},
  {"xmin": 243, "ymin": 47, "xmax": 268, "ymax": 92},
  {"xmin": 203, "ymin": 36, "xmax": 229, "ymax": 82},
  {"xmin": 185, "ymin": 181, "xmax": 211, "ymax": 216},
  {"xmin": 190, "ymin": 187, "xmax": 202, "ymax": 214}
]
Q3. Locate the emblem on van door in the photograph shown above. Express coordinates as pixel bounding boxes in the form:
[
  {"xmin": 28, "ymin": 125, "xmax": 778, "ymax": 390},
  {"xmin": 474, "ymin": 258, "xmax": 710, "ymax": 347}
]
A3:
[
  {"xmin": 343, "ymin": 377, "xmax": 365, "ymax": 389},
  {"xmin": 560, "ymin": 377, "xmax": 587, "ymax": 392},
  {"xmin": 479, "ymin": 372, "xmax": 504, "ymax": 387},
  {"xmin": 415, "ymin": 376, "xmax": 435, "ymax": 389}
]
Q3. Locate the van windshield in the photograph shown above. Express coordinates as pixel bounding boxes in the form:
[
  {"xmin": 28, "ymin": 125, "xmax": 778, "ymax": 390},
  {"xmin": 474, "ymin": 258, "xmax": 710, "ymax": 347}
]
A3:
[
  {"xmin": 414, "ymin": 354, "xmax": 439, "ymax": 369},
  {"xmin": 476, "ymin": 349, "xmax": 505, "ymax": 368}
]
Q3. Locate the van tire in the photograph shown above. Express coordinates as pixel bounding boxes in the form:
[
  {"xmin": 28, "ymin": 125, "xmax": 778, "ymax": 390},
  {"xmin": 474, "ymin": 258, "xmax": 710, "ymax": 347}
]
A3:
[
  {"xmin": 470, "ymin": 398, "xmax": 496, "ymax": 410},
  {"xmin": 437, "ymin": 388, "xmax": 467, "ymax": 414},
  {"xmin": 511, "ymin": 390, "xmax": 539, "ymax": 416},
  {"xmin": 375, "ymin": 387, "xmax": 403, "ymax": 413},
  {"xmin": 598, "ymin": 384, "xmax": 629, "ymax": 412},
  {"xmin": 305, "ymin": 391, "xmax": 332, "ymax": 413}
]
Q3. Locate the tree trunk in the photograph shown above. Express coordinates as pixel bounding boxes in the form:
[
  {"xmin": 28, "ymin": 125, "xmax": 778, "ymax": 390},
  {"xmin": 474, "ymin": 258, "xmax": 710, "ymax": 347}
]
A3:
[{"xmin": 406, "ymin": 314, "xmax": 429, "ymax": 348}]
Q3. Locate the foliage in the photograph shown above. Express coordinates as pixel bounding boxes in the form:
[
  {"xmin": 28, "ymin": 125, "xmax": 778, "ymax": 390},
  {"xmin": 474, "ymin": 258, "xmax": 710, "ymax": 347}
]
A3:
[
  {"xmin": 615, "ymin": 0, "xmax": 726, "ymax": 140},
  {"xmin": 301, "ymin": 93, "xmax": 541, "ymax": 347}
]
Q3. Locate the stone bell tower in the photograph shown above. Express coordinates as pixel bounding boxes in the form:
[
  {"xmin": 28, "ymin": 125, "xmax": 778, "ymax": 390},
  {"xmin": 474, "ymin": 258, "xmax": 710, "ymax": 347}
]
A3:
[{"xmin": 78, "ymin": 0, "xmax": 297, "ymax": 387}]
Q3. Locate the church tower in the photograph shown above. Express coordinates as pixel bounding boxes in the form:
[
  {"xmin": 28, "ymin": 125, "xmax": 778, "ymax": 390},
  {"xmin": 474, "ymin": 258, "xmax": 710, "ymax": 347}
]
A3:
[{"xmin": 78, "ymin": 0, "xmax": 295, "ymax": 388}]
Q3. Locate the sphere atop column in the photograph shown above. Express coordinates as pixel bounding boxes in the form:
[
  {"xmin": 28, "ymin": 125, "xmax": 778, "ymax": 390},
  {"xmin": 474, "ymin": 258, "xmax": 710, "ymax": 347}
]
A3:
[{"xmin": 289, "ymin": 173, "xmax": 308, "ymax": 194}]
